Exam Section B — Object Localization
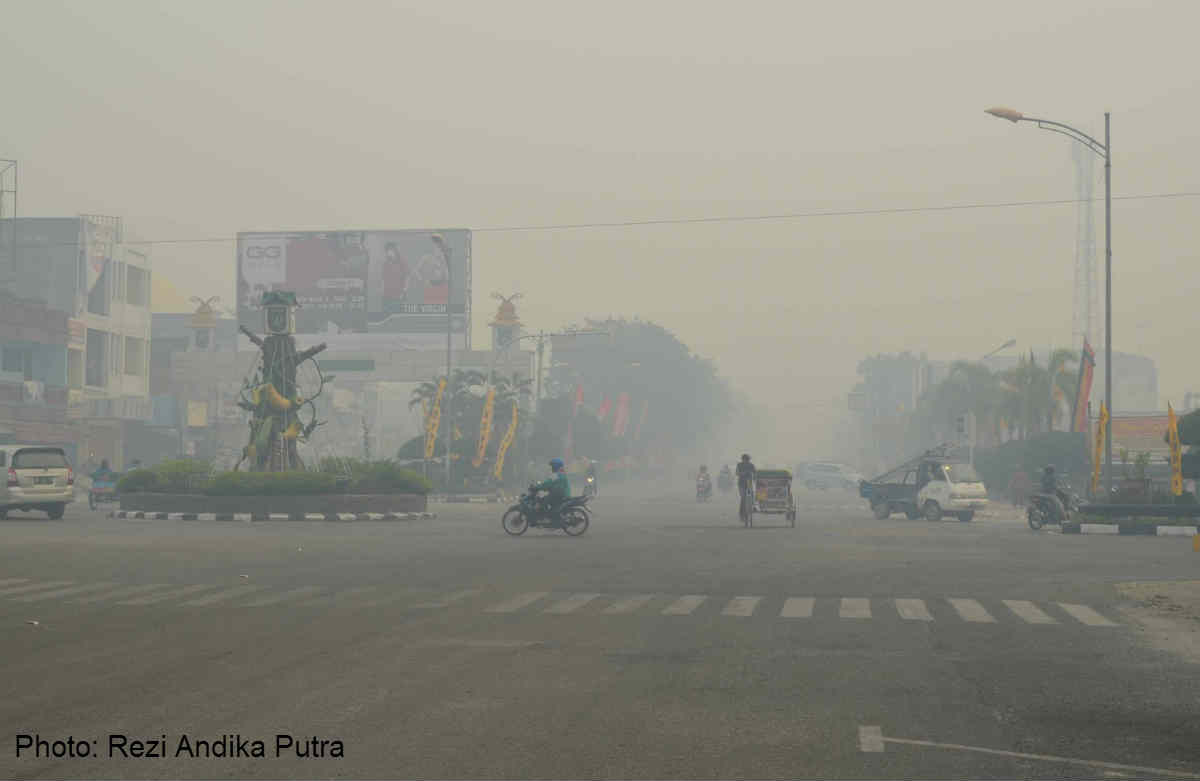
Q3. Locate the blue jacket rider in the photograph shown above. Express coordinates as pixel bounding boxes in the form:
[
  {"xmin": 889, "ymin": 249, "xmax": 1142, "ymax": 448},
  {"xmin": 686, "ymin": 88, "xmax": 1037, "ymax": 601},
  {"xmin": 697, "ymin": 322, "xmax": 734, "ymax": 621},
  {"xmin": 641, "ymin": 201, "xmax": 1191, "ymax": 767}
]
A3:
[{"xmin": 536, "ymin": 458, "xmax": 571, "ymax": 518}]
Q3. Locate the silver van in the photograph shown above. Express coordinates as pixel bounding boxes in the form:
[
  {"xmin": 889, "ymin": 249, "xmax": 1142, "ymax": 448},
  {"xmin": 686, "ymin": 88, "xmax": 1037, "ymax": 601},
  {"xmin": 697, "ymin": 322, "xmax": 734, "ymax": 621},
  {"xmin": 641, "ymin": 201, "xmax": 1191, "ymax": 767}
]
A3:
[{"xmin": 0, "ymin": 444, "xmax": 75, "ymax": 519}]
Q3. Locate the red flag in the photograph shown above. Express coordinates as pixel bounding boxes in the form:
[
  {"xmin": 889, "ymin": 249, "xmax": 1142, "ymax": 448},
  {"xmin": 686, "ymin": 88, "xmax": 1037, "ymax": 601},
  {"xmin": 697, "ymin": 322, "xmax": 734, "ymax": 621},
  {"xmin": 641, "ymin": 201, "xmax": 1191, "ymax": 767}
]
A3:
[
  {"xmin": 1071, "ymin": 340, "xmax": 1096, "ymax": 433},
  {"xmin": 634, "ymin": 400, "xmax": 649, "ymax": 441},
  {"xmin": 612, "ymin": 393, "xmax": 631, "ymax": 437},
  {"xmin": 572, "ymin": 385, "xmax": 585, "ymax": 417},
  {"xmin": 596, "ymin": 396, "xmax": 613, "ymax": 422}
]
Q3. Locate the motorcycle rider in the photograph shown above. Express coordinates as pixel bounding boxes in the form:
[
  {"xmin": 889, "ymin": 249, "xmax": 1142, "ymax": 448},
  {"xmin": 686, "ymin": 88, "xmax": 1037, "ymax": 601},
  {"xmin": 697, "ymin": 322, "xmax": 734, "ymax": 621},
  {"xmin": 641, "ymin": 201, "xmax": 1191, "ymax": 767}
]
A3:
[
  {"xmin": 696, "ymin": 465, "xmax": 712, "ymax": 497},
  {"xmin": 534, "ymin": 458, "xmax": 571, "ymax": 521},
  {"xmin": 1038, "ymin": 464, "xmax": 1068, "ymax": 521},
  {"xmin": 735, "ymin": 454, "xmax": 756, "ymax": 501}
]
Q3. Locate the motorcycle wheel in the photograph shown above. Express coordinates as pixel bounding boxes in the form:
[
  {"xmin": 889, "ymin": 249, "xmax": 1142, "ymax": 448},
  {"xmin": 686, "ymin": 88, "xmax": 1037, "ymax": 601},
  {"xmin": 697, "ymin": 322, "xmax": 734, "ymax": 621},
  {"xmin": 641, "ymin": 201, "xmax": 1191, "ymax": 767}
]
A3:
[
  {"xmin": 502, "ymin": 509, "xmax": 529, "ymax": 536},
  {"xmin": 1027, "ymin": 508, "xmax": 1044, "ymax": 531},
  {"xmin": 563, "ymin": 509, "xmax": 589, "ymax": 536}
]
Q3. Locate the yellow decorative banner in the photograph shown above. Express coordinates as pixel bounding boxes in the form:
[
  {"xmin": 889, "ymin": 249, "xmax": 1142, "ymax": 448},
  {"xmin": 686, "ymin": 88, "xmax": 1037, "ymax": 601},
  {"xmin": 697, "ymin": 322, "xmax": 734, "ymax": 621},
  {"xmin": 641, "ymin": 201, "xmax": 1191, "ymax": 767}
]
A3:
[
  {"xmin": 1092, "ymin": 401, "xmax": 1108, "ymax": 494},
  {"xmin": 424, "ymin": 378, "xmax": 446, "ymax": 460},
  {"xmin": 1168, "ymin": 403, "xmax": 1183, "ymax": 496},
  {"xmin": 474, "ymin": 387, "xmax": 495, "ymax": 468},
  {"xmin": 493, "ymin": 400, "xmax": 519, "ymax": 480}
]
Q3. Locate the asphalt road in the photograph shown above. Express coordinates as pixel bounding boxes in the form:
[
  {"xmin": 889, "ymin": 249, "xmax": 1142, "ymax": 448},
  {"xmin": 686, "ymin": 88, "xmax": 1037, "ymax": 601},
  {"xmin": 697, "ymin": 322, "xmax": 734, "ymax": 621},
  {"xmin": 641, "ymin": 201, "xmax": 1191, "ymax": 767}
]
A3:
[{"xmin": 1, "ymin": 486, "xmax": 1198, "ymax": 779}]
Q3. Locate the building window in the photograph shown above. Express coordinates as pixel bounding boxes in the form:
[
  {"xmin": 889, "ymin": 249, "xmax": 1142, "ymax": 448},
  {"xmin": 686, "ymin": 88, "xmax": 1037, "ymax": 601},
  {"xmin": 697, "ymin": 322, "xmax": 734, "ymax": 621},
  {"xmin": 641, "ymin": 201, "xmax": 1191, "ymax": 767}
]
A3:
[
  {"xmin": 67, "ymin": 349, "xmax": 83, "ymax": 389},
  {"xmin": 112, "ymin": 262, "xmax": 125, "ymax": 302},
  {"xmin": 126, "ymin": 266, "xmax": 149, "ymax": 307},
  {"xmin": 87, "ymin": 262, "xmax": 110, "ymax": 316},
  {"xmin": 85, "ymin": 329, "xmax": 107, "ymax": 387},
  {"xmin": 2, "ymin": 347, "xmax": 33, "ymax": 380},
  {"xmin": 124, "ymin": 336, "xmax": 146, "ymax": 376}
]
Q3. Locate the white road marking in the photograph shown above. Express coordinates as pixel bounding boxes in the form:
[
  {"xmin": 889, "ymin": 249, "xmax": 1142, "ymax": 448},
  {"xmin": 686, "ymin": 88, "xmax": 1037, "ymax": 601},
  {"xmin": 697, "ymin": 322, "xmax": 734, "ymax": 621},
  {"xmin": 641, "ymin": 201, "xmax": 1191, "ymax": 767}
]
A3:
[
  {"xmin": 117, "ymin": 584, "xmax": 221, "ymax": 605},
  {"xmin": 301, "ymin": 586, "xmax": 379, "ymax": 606},
  {"xmin": 0, "ymin": 581, "xmax": 73, "ymax": 597},
  {"xmin": 661, "ymin": 595, "xmax": 707, "ymax": 615},
  {"xmin": 877, "ymin": 733, "xmax": 1200, "ymax": 779},
  {"xmin": 11, "ymin": 582, "xmax": 117, "ymax": 602},
  {"xmin": 0, "ymin": 578, "xmax": 30, "ymax": 588},
  {"xmin": 243, "ymin": 586, "xmax": 325, "ymax": 607},
  {"xmin": 780, "ymin": 597, "xmax": 814, "ymax": 618},
  {"xmin": 71, "ymin": 584, "xmax": 169, "ymax": 604},
  {"xmin": 894, "ymin": 598, "xmax": 934, "ymax": 621},
  {"xmin": 947, "ymin": 598, "xmax": 996, "ymax": 623},
  {"xmin": 858, "ymin": 725, "xmax": 884, "ymax": 753},
  {"xmin": 544, "ymin": 593, "xmax": 603, "ymax": 614},
  {"xmin": 721, "ymin": 596, "xmax": 762, "ymax": 616},
  {"xmin": 179, "ymin": 584, "xmax": 267, "ymax": 607},
  {"xmin": 414, "ymin": 589, "xmax": 481, "ymax": 608},
  {"xmin": 485, "ymin": 592, "xmax": 550, "ymax": 613},
  {"xmin": 602, "ymin": 594, "xmax": 656, "ymax": 614},
  {"xmin": 840, "ymin": 598, "xmax": 872, "ymax": 619},
  {"xmin": 1003, "ymin": 600, "xmax": 1057, "ymax": 624},
  {"xmin": 1057, "ymin": 603, "xmax": 1118, "ymax": 627}
]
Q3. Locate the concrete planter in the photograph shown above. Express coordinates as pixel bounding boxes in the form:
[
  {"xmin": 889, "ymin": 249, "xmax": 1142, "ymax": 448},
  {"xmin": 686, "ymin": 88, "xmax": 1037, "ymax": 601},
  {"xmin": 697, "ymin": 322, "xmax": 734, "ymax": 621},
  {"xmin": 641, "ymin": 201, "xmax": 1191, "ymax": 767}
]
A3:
[{"xmin": 120, "ymin": 492, "xmax": 427, "ymax": 516}]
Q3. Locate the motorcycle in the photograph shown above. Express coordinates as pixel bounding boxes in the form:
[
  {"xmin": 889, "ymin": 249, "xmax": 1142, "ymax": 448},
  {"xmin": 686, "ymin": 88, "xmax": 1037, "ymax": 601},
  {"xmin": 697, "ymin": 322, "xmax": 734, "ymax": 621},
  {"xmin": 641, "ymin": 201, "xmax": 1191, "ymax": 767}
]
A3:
[
  {"xmin": 583, "ymin": 474, "xmax": 598, "ymax": 498},
  {"xmin": 502, "ymin": 484, "xmax": 591, "ymax": 537},
  {"xmin": 88, "ymin": 474, "xmax": 121, "ymax": 511},
  {"xmin": 1027, "ymin": 488, "xmax": 1080, "ymax": 530},
  {"xmin": 696, "ymin": 475, "xmax": 713, "ymax": 502}
]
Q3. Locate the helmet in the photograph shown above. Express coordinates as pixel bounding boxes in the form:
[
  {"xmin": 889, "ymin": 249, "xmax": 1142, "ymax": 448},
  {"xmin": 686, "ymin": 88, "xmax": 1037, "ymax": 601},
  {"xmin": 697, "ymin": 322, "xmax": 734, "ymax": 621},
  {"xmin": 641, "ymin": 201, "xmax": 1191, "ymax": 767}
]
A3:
[
  {"xmin": 549, "ymin": 458, "xmax": 565, "ymax": 471},
  {"xmin": 1044, "ymin": 464, "xmax": 1056, "ymax": 473},
  {"xmin": 741, "ymin": 454, "xmax": 751, "ymax": 462}
]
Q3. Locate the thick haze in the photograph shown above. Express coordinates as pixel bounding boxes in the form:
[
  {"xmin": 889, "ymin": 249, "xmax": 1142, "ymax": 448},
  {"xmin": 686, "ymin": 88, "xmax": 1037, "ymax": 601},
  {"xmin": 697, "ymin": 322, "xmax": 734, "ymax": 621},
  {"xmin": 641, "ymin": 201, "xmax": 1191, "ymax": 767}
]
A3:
[{"xmin": 3, "ymin": 0, "xmax": 1198, "ymax": 460}]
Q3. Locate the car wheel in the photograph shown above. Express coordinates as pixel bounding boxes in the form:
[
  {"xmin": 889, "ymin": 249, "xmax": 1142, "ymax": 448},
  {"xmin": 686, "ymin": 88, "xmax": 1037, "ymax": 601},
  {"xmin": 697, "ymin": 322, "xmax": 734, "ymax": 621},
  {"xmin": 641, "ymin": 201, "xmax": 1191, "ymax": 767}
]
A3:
[
  {"xmin": 957, "ymin": 510, "xmax": 974, "ymax": 522},
  {"xmin": 872, "ymin": 502, "xmax": 890, "ymax": 520},
  {"xmin": 46, "ymin": 503, "xmax": 65, "ymax": 520},
  {"xmin": 923, "ymin": 501, "xmax": 942, "ymax": 522}
]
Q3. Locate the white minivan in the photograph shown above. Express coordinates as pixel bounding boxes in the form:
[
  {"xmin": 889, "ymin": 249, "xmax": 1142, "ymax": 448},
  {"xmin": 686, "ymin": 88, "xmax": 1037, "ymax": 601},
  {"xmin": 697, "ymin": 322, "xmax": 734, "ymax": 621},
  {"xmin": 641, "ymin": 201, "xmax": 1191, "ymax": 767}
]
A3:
[{"xmin": 0, "ymin": 444, "xmax": 75, "ymax": 519}]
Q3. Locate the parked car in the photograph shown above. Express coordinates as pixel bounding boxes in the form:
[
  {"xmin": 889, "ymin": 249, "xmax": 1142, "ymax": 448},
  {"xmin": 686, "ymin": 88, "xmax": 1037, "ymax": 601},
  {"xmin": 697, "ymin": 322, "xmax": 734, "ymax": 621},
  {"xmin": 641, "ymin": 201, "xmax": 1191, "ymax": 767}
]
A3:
[
  {"xmin": 0, "ymin": 444, "xmax": 75, "ymax": 519},
  {"xmin": 798, "ymin": 462, "xmax": 863, "ymax": 492}
]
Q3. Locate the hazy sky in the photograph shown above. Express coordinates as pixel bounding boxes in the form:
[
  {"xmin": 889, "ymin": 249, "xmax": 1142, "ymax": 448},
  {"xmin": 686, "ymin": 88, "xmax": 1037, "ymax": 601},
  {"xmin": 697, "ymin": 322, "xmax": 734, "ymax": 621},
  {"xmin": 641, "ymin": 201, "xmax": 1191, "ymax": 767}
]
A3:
[{"xmin": 3, "ymin": 0, "xmax": 1198, "ymax": 457}]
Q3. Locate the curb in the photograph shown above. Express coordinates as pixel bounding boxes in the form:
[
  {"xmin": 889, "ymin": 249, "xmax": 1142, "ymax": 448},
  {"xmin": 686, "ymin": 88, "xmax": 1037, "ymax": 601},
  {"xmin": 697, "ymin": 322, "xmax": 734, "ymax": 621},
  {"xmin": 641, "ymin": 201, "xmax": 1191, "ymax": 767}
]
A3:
[
  {"xmin": 433, "ymin": 495, "xmax": 513, "ymax": 504},
  {"xmin": 110, "ymin": 511, "xmax": 436, "ymax": 522},
  {"xmin": 1062, "ymin": 521, "xmax": 1198, "ymax": 536}
]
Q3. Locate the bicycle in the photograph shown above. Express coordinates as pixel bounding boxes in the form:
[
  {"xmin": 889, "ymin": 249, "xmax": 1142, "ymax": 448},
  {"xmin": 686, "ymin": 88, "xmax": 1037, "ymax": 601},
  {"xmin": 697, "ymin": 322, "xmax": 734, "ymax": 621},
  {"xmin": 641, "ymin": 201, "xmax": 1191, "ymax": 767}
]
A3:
[{"xmin": 738, "ymin": 481, "xmax": 755, "ymax": 528}]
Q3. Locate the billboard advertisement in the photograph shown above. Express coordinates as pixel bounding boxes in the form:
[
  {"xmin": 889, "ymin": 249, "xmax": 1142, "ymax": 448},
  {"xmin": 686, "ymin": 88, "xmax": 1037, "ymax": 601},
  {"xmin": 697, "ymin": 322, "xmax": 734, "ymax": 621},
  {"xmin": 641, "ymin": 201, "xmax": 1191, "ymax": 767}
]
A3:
[{"xmin": 237, "ymin": 229, "xmax": 471, "ymax": 343}]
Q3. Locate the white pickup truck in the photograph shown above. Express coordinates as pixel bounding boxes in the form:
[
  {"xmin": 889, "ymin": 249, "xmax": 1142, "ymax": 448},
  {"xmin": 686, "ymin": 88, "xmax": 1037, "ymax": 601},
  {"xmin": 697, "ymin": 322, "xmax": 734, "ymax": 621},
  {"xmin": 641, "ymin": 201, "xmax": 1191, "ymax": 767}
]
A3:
[{"xmin": 860, "ymin": 451, "xmax": 988, "ymax": 522}]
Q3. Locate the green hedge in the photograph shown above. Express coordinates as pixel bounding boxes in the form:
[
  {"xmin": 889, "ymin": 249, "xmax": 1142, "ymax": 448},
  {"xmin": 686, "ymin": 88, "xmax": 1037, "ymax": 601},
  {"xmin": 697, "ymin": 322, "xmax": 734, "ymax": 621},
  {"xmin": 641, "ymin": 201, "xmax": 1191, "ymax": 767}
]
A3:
[
  {"xmin": 117, "ymin": 458, "xmax": 430, "ymax": 496},
  {"xmin": 205, "ymin": 471, "xmax": 339, "ymax": 496},
  {"xmin": 974, "ymin": 432, "xmax": 1089, "ymax": 495}
]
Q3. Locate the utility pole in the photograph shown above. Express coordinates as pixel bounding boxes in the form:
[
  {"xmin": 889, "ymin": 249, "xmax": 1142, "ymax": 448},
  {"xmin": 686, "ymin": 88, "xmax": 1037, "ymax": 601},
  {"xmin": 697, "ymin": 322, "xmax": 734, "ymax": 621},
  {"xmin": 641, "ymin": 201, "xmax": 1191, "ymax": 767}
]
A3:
[
  {"xmin": 535, "ymin": 331, "xmax": 545, "ymax": 416},
  {"xmin": 431, "ymin": 234, "xmax": 453, "ymax": 490}
]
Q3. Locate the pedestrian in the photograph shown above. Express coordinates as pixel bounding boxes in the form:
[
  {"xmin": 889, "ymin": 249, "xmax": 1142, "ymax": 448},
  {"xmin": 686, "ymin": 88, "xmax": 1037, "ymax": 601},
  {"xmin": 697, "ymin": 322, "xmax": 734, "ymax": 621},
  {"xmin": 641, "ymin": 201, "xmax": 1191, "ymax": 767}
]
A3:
[{"xmin": 1008, "ymin": 467, "xmax": 1032, "ymax": 507}]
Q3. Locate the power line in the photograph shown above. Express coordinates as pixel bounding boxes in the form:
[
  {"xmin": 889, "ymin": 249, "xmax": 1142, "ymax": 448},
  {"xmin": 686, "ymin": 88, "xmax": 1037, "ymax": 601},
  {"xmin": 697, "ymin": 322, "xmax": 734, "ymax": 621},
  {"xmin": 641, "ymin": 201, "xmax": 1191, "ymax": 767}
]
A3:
[{"xmin": 5, "ymin": 190, "xmax": 1199, "ymax": 248}]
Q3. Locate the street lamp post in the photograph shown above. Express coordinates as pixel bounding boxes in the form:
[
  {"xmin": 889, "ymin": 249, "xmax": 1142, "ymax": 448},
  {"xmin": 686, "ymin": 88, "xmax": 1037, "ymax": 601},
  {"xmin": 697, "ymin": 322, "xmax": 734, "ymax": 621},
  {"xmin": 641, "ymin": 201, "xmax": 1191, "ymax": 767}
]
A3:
[
  {"xmin": 985, "ymin": 107, "xmax": 1113, "ymax": 499},
  {"xmin": 431, "ymin": 234, "xmax": 453, "ymax": 490}
]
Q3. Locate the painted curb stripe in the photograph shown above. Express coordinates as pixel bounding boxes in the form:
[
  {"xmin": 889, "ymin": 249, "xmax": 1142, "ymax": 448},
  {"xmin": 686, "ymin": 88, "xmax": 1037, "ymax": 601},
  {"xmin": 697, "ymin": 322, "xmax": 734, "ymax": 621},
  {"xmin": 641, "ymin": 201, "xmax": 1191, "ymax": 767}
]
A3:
[{"xmin": 1080, "ymin": 523, "xmax": 1119, "ymax": 534}]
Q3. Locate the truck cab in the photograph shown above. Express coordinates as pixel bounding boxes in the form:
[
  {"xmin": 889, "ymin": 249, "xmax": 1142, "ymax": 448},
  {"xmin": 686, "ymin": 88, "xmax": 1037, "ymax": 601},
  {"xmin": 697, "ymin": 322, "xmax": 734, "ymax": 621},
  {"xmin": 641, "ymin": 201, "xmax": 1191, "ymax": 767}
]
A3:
[{"xmin": 861, "ymin": 451, "xmax": 988, "ymax": 522}]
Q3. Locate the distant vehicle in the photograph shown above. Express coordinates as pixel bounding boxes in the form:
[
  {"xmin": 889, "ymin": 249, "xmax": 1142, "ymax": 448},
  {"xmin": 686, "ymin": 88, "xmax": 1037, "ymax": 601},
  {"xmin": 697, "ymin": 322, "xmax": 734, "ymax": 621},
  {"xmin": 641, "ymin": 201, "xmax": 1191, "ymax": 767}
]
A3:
[
  {"xmin": 859, "ymin": 445, "xmax": 988, "ymax": 522},
  {"xmin": 0, "ymin": 445, "xmax": 75, "ymax": 520},
  {"xmin": 798, "ymin": 462, "xmax": 863, "ymax": 492}
]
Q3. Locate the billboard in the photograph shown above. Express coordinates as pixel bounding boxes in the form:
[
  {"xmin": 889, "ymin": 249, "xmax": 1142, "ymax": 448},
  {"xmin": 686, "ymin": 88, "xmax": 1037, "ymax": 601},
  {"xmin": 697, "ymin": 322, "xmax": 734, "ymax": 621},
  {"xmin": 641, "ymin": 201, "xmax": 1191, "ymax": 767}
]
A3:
[{"xmin": 237, "ymin": 230, "xmax": 471, "ymax": 342}]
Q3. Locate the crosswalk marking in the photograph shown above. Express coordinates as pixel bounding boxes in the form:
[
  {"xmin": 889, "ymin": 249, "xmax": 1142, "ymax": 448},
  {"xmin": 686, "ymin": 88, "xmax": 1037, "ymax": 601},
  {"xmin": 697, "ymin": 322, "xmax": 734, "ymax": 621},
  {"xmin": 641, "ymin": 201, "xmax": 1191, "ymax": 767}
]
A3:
[
  {"xmin": 722, "ymin": 596, "xmax": 762, "ymax": 617},
  {"xmin": 0, "ymin": 578, "xmax": 30, "ymax": 588},
  {"xmin": 179, "ymin": 584, "xmax": 267, "ymax": 607},
  {"xmin": 948, "ymin": 598, "xmax": 996, "ymax": 623},
  {"xmin": 11, "ymin": 583, "xmax": 117, "ymax": 603},
  {"xmin": 780, "ymin": 597, "xmax": 814, "ymax": 618},
  {"xmin": 0, "ymin": 581, "xmax": 72, "ymax": 597},
  {"xmin": 840, "ymin": 598, "xmax": 872, "ymax": 619},
  {"xmin": 71, "ymin": 584, "xmax": 168, "ymax": 604},
  {"xmin": 301, "ymin": 586, "xmax": 378, "ymax": 606},
  {"xmin": 544, "ymin": 593, "xmax": 602, "ymax": 614},
  {"xmin": 662, "ymin": 595, "xmax": 707, "ymax": 615},
  {"xmin": 243, "ymin": 586, "xmax": 325, "ymax": 607},
  {"xmin": 602, "ymin": 594, "xmax": 656, "ymax": 614},
  {"xmin": 118, "ymin": 584, "xmax": 221, "ymax": 605},
  {"xmin": 1004, "ymin": 600, "xmax": 1057, "ymax": 624},
  {"xmin": 486, "ymin": 592, "xmax": 550, "ymax": 613},
  {"xmin": 414, "ymin": 589, "xmax": 481, "ymax": 608},
  {"xmin": 1057, "ymin": 603, "xmax": 1117, "ymax": 627},
  {"xmin": 895, "ymin": 598, "xmax": 934, "ymax": 621}
]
